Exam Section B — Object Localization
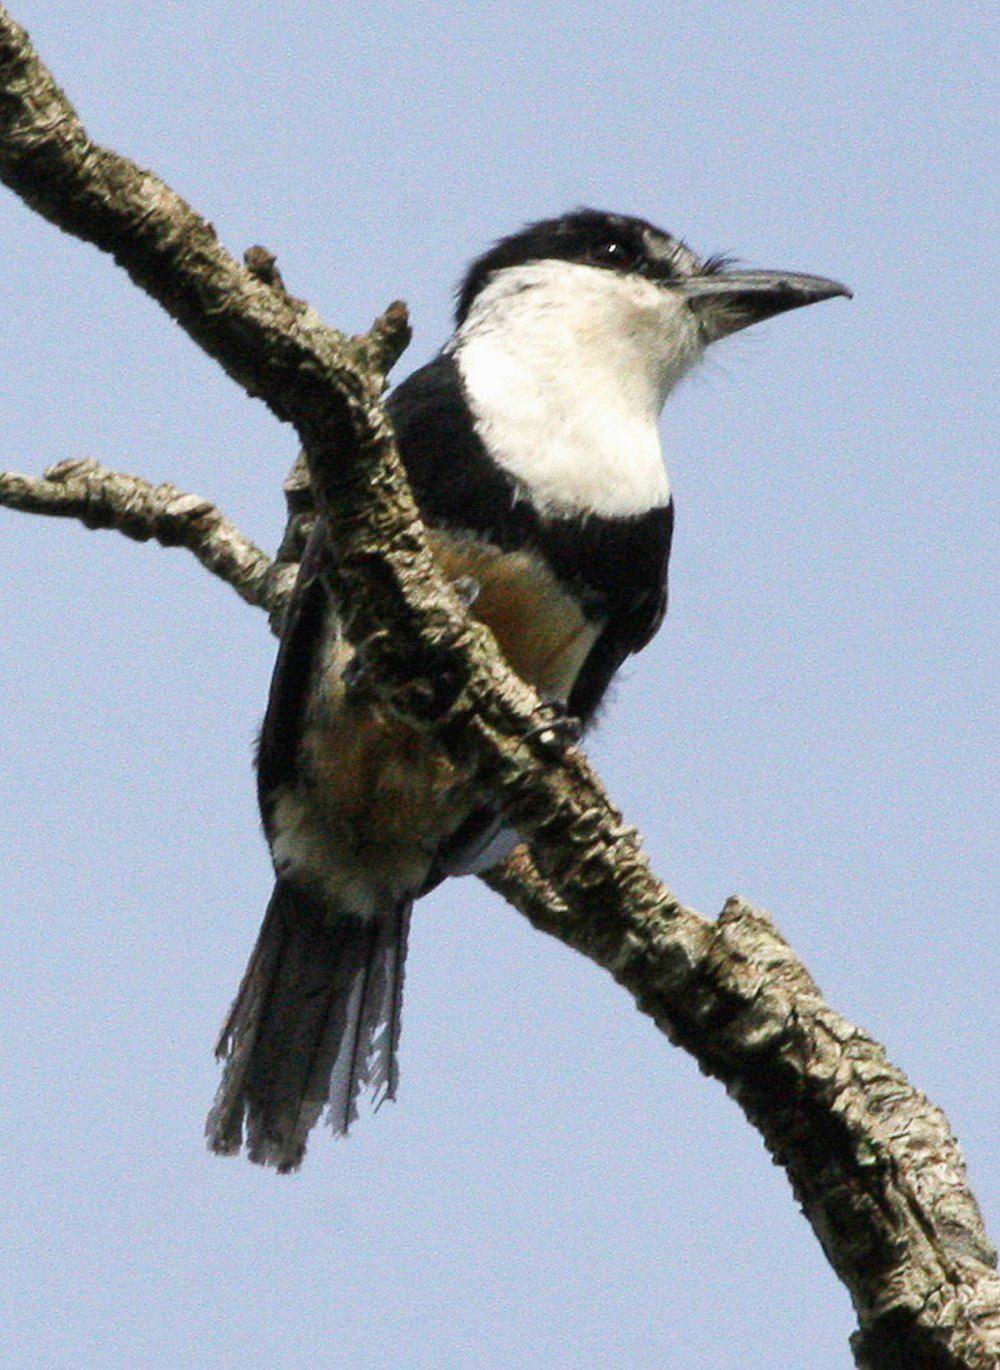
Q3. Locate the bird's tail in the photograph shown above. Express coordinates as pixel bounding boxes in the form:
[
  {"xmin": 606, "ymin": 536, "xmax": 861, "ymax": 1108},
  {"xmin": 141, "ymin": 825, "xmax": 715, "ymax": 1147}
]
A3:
[{"xmin": 206, "ymin": 881, "xmax": 411, "ymax": 1172}]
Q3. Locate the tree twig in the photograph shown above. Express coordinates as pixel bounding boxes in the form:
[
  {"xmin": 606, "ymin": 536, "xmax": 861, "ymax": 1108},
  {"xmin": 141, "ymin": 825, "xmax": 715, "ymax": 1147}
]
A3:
[
  {"xmin": 0, "ymin": 456, "xmax": 294, "ymax": 622},
  {"xmin": 0, "ymin": 8, "xmax": 996, "ymax": 1365}
]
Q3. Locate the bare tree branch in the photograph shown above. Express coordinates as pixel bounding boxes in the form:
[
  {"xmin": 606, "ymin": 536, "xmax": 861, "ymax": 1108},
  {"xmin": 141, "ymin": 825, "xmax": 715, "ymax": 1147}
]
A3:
[
  {"xmin": 1, "ymin": 9, "xmax": 996, "ymax": 1366},
  {"xmin": 0, "ymin": 456, "xmax": 294, "ymax": 620}
]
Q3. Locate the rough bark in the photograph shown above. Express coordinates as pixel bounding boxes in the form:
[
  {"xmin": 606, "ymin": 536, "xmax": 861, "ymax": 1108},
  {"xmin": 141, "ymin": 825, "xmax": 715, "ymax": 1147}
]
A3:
[{"xmin": 0, "ymin": 9, "xmax": 996, "ymax": 1365}]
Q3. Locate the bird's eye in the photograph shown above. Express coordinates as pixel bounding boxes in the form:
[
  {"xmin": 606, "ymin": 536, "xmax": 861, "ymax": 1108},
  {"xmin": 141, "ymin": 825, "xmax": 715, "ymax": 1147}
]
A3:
[{"xmin": 587, "ymin": 239, "xmax": 638, "ymax": 270}]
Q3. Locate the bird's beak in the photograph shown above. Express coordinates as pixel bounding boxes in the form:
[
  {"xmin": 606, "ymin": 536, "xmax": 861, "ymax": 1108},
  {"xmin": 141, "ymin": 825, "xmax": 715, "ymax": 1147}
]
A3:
[{"xmin": 682, "ymin": 269, "xmax": 852, "ymax": 342}]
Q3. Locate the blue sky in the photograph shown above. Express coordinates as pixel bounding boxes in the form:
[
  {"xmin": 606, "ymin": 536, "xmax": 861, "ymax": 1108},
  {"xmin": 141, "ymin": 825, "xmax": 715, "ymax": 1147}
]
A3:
[{"xmin": 1, "ymin": 4, "xmax": 996, "ymax": 1367}]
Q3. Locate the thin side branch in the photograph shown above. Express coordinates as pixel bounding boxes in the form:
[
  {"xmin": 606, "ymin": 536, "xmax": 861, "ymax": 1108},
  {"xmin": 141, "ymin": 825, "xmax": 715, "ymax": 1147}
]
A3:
[
  {"xmin": 0, "ymin": 457, "xmax": 294, "ymax": 621},
  {"xmin": 1, "ymin": 10, "xmax": 996, "ymax": 1367}
]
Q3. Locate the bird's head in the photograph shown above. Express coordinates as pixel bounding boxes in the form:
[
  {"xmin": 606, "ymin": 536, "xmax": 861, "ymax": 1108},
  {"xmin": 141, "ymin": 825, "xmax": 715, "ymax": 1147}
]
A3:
[
  {"xmin": 455, "ymin": 208, "xmax": 850, "ymax": 398},
  {"xmin": 447, "ymin": 209, "xmax": 850, "ymax": 519}
]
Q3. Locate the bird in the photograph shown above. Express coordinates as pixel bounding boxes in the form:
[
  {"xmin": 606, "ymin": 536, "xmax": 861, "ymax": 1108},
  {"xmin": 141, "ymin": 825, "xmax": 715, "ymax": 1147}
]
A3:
[{"xmin": 206, "ymin": 208, "xmax": 849, "ymax": 1170}]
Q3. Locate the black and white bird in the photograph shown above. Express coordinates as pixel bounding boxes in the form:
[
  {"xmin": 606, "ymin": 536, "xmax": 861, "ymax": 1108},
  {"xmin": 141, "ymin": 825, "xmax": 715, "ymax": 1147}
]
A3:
[{"xmin": 207, "ymin": 208, "xmax": 849, "ymax": 1170}]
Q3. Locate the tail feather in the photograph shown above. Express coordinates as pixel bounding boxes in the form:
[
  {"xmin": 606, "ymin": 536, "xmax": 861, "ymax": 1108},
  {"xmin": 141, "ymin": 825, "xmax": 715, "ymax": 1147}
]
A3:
[
  {"xmin": 206, "ymin": 881, "xmax": 411, "ymax": 1172},
  {"xmin": 370, "ymin": 901, "xmax": 411, "ymax": 1109},
  {"xmin": 326, "ymin": 917, "xmax": 380, "ymax": 1136}
]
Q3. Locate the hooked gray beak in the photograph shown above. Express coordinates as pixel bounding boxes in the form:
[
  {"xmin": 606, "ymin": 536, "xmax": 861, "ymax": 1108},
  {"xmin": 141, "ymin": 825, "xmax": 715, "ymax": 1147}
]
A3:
[{"xmin": 682, "ymin": 269, "xmax": 852, "ymax": 342}]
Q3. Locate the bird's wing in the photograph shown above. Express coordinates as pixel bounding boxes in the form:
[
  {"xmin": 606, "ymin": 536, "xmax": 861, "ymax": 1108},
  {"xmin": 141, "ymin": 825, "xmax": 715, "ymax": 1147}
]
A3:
[
  {"xmin": 256, "ymin": 521, "xmax": 330, "ymax": 815},
  {"xmin": 567, "ymin": 500, "xmax": 673, "ymax": 724},
  {"xmin": 255, "ymin": 355, "xmax": 486, "ymax": 820}
]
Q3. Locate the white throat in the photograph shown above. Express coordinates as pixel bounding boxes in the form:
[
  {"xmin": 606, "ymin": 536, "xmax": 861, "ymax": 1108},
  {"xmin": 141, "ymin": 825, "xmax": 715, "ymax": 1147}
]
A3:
[{"xmin": 450, "ymin": 259, "xmax": 702, "ymax": 519}]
